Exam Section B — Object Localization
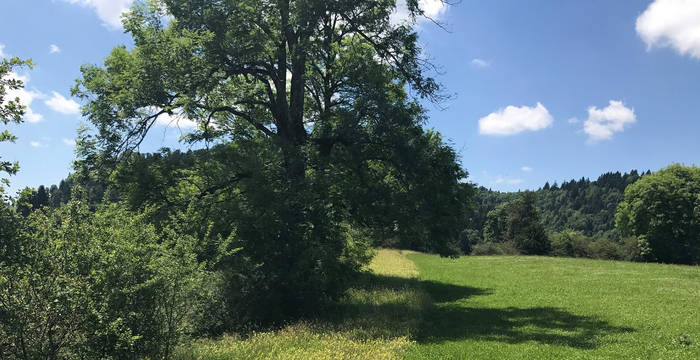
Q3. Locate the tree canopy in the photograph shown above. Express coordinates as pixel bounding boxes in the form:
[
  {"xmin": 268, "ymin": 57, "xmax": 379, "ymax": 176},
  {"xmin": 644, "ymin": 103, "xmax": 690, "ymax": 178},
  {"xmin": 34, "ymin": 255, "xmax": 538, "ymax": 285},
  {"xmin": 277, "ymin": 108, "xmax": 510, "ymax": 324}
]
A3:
[
  {"xmin": 71, "ymin": 0, "xmax": 469, "ymax": 320},
  {"xmin": 616, "ymin": 164, "xmax": 700, "ymax": 265}
]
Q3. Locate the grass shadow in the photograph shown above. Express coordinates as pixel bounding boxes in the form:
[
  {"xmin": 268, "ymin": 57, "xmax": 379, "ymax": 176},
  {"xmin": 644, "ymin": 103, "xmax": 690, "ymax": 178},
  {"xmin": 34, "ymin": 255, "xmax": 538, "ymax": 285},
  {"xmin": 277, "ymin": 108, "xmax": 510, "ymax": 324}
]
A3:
[
  {"xmin": 322, "ymin": 271, "xmax": 634, "ymax": 350},
  {"xmin": 418, "ymin": 305, "xmax": 635, "ymax": 349},
  {"xmin": 318, "ymin": 272, "xmax": 490, "ymax": 340}
]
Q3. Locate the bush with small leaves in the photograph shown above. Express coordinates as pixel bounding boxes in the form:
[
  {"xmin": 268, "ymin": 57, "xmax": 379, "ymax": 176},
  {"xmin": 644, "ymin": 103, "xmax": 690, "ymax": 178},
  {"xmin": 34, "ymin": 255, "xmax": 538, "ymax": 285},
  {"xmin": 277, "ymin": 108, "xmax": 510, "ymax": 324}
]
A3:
[{"xmin": 0, "ymin": 198, "xmax": 217, "ymax": 359}]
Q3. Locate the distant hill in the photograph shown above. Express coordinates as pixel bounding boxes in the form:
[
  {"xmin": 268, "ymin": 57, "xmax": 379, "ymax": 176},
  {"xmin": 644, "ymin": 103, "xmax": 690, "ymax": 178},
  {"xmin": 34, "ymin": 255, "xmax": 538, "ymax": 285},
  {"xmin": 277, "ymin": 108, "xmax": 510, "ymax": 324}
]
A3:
[{"xmin": 470, "ymin": 170, "xmax": 650, "ymax": 239}]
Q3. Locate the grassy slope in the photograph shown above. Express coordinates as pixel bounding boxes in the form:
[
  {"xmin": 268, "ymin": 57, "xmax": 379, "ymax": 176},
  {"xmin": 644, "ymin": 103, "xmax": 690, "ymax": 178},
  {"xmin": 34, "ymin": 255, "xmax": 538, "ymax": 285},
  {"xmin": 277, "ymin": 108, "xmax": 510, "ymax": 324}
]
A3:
[
  {"xmin": 174, "ymin": 249, "xmax": 428, "ymax": 359},
  {"xmin": 175, "ymin": 251, "xmax": 700, "ymax": 359},
  {"xmin": 406, "ymin": 254, "xmax": 700, "ymax": 359}
]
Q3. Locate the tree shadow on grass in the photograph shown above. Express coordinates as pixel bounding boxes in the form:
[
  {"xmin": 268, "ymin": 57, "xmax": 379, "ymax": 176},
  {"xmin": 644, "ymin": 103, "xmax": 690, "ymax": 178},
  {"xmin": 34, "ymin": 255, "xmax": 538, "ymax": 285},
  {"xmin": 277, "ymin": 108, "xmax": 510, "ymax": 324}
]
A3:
[
  {"xmin": 321, "ymin": 271, "xmax": 634, "ymax": 350},
  {"xmin": 318, "ymin": 273, "xmax": 490, "ymax": 340},
  {"xmin": 417, "ymin": 305, "xmax": 635, "ymax": 350}
]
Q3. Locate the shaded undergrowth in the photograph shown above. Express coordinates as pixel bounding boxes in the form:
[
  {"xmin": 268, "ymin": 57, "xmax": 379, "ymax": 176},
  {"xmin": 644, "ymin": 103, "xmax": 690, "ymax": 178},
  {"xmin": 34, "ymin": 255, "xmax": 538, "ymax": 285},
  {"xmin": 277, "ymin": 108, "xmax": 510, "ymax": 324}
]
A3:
[{"xmin": 173, "ymin": 249, "xmax": 425, "ymax": 359}]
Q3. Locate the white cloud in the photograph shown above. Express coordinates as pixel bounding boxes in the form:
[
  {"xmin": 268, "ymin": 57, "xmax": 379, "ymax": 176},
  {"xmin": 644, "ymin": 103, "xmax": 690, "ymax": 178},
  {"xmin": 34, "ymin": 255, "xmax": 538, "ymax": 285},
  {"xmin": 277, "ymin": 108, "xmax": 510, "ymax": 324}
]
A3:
[
  {"xmin": 49, "ymin": 44, "xmax": 61, "ymax": 54},
  {"xmin": 24, "ymin": 109, "xmax": 43, "ymax": 123},
  {"xmin": 521, "ymin": 166, "xmax": 533, "ymax": 172},
  {"xmin": 567, "ymin": 117, "xmax": 580, "ymax": 124},
  {"xmin": 636, "ymin": 0, "xmax": 700, "ymax": 59},
  {"xmin": 30, "ymin": 141, "xmax": 47, "ymax": 148},
  {"xmin": 392, "ymin": 0, "xmax": 447, "ymax": 24},
  {"xmin": 4, "ymin": 71, "xmax": 43, "ymax": 123},
  {"xmin": 419, "ymin": 0, "xmax": 446, "ymax": 18},
  {"xmin": 0, "ymin": 44, "xmax": 4, "ymax": 58},
  {"xmin": 63, "ymin": 0, "xmax": 134, "ymax": 29},
  {"xmin": 583, "ymin": 100, "xmax": 636, "ymax": 142},
  {"xmin": 495, "ymin": 176, "xmax": 524, "ymax": 185},
  {"xmin": 148, "ymin": 107, "xmax": 198, "ymax": 129},
  {"xmin": 471, "ymin": 58, "xmax": 490, "ymax": 68},
  {"xmin": 62, "ymin": 138, "xmax": 77, "ymax": 146},
  {"xmin": 479, "ymin": 102, "xmax": 553, "ymax": 136},
  {"xmin": 45, "ymin": 91, "xmax": 81, "ymax": 115}
]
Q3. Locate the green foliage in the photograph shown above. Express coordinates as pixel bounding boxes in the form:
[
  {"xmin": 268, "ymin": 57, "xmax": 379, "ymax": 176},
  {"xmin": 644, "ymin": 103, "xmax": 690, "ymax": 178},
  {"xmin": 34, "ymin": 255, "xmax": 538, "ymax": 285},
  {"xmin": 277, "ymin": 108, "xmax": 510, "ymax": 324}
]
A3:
[
  {"xmin": 472, "ymin": 170, "xmax": 645, "ymax": 240},
  {"xmin": 470, "ymin": 241, "xmax": 520, "ymax": 256},
  {"xmin": 68, "ymin": 0, "xmax": 470, "ymax": 325},
  {"xmin": 481, "ymin": 191, "xmax": 549, "ymax": 255},
  {"xmin": 549, "ymin": 229, "xmax": 644, "ymax": 261},
  {"xmin": 616, "ymin": 164, "xmax": 700, "ymax": 265},
  {"xmin": 0, "ymin": 199, "xmax": 216, "ymax": 359},
  {"xmin": 458, "ymin": 228, "xmax": 481, "ymax": 254},
  {"xmin": 0, "ymin": 55, "xmax": 34, "ymax": 186},
  {"xmin": 549, "ymin": 229, "xmax": 594, "ymax": 258},
  {"xmin": 0, "ymin": 200, "xmax": 21, "ymax": 263},
  {"xmin": 483, "ymin": 203, "xmax": 508, "ymax": 244},
  {"xmin": 13, "ymin": 187, "xmax": 36, "ymax": 216}
]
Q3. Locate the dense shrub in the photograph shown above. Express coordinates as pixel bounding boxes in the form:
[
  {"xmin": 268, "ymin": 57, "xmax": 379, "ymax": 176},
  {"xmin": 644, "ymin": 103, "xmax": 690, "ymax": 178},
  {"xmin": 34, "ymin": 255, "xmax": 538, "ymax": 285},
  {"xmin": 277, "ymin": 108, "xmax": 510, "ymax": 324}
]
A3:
[
  {"xmin": 0, "ymin": 200, "xmax": 216, "ymax": 359},
  {"xmin": 548, "ymin": 230, "xmax": 647, "ymax": 262},
  {"xmin": 588, "ymin": 238, "xmax": 625, "ymax": 261},
  {"xmin": 549, "ymin": 230, "xmax": 593, "ymax": 258},
  {"xmin": 471, "ymin": 241, "xmax": 520, "ymax": 256},
  {"xmin": 619, "ymin": 236, "xmax": 650, "ymax": 262}
]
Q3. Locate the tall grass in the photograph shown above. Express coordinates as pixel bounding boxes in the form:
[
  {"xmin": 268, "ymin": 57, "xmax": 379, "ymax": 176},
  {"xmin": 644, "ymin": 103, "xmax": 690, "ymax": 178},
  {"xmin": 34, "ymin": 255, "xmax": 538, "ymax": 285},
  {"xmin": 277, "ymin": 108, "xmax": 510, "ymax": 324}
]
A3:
[{"xmin": 173, "ymin": 249, "xmax": 429, "ymax": 360}]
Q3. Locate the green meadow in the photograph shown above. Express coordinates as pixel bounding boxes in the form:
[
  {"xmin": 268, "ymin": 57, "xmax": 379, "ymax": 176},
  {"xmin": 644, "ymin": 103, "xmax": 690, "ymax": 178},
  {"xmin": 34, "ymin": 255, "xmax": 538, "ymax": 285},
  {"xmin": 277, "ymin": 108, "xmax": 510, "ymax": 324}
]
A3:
[{"xmin": 176, "ymin": 250, "xmax": 700, "ymax": 359}]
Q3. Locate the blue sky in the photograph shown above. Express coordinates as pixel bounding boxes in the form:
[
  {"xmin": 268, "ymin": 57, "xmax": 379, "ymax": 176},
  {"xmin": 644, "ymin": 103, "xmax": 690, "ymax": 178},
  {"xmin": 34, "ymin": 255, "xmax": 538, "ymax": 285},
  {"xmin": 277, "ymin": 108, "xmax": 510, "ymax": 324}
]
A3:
[{"xmin": 1, "ymin": 0, "xmax": 699, "ymax": 193}]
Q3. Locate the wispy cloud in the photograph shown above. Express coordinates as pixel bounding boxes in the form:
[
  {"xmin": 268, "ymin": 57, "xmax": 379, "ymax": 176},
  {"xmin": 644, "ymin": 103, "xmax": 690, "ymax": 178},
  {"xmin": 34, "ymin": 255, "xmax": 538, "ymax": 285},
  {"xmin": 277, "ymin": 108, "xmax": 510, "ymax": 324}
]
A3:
[
  {"xmin": 479, "ymin": 102, "xmax": 553, "ymax": 136},
  {"xmin": 49, "ymin": 44, "xmax": 61, "ymax": 54},
  {"xmin": 30, "ymin": 141, "xmax": 47, "ymax": 148},
  {"xmin": 521, "ymin": 166, "xmax": 533, "ymax": 172},
  {"xmin": 471, "ymin": 58, "xmax": 490, "ymax": 68},
  {"xmin": 45, "ymin": 91, "xmax": 81, "ymax": 115},
  {"xmin": 495, "ymin": 176, "xmax": 524, "ymax": 185},
  {"xmin": 62, "ymin": 138, "xmax": 77, "ymax": 146}
]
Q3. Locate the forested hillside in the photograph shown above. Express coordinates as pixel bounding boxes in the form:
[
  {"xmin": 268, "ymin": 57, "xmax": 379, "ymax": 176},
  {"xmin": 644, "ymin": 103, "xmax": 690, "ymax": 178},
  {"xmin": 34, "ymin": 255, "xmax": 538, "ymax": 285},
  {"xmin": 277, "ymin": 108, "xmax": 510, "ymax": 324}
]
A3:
[{"xmin": 469, "ymin": 170, "xmax": 649, "ymax": 240}]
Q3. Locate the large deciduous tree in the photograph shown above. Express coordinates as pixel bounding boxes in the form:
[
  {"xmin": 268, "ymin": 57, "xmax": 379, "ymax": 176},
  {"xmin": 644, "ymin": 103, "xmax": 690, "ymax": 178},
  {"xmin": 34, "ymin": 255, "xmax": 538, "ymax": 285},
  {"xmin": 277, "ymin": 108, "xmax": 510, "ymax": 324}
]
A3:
[
  {"xmin": 616, "ymin": 164, "xmax": 700, "ymax": 265},
  {"xmin": 73, "ymin": 0, "xmax": 469, "ymax": 319}
]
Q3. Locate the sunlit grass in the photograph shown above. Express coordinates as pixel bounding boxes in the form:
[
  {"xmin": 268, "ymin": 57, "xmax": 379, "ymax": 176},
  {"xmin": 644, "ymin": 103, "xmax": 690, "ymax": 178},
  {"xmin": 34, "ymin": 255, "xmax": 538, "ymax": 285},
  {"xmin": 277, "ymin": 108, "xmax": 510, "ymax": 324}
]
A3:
[
  {"xmin": 406, "ymin": 255, "xmax": 700, "ymax": 359},
  {"xmin": 173, "ymin": 323, "xmax": 409, "ymax": 360}
]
